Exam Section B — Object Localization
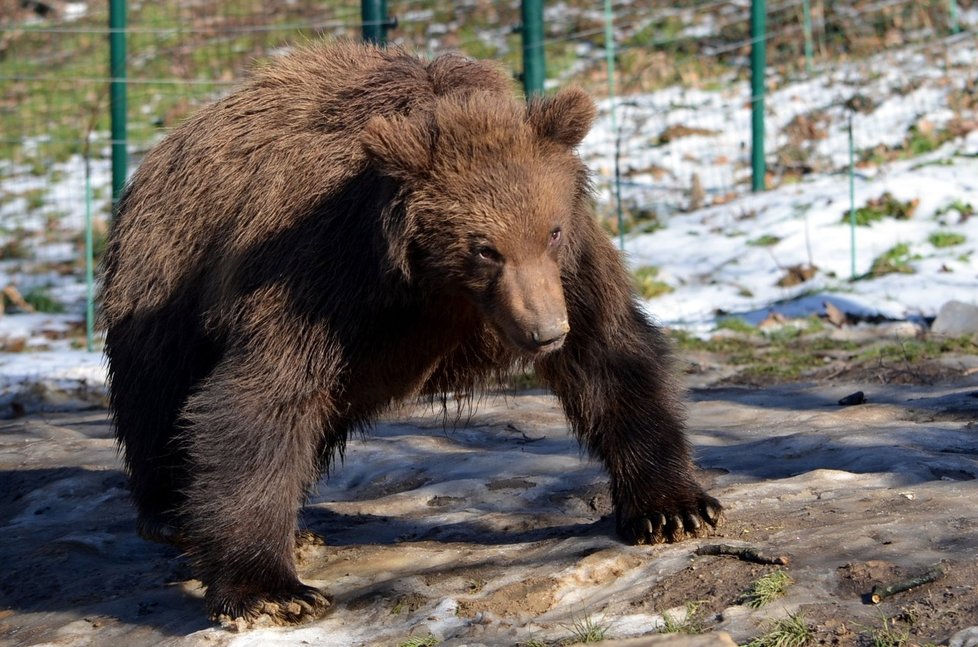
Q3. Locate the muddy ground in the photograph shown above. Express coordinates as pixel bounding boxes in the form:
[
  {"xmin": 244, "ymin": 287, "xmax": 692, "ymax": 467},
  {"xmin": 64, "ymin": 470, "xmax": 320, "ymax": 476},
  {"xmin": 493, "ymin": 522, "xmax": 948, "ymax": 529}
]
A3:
[{"xmin": 1, "ymin": 348, "xmax": 978, "ymax": 646}]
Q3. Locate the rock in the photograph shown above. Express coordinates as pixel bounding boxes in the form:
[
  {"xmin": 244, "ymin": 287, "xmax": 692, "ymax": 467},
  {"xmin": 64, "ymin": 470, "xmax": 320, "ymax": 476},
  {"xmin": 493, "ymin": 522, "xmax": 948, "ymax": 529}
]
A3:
[
  {"xmin": 949, "ymin": 626, "xmax": 978, "ymax": 647},
  {"xmin": 931, "ymin": 301, "xmax": 978, "ymax": 336}
]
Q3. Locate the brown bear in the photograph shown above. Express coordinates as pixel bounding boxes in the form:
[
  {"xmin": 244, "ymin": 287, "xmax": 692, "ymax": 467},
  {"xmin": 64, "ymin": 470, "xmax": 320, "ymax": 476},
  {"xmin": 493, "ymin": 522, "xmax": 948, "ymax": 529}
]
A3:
[{"xmin": 99, "ymin": 40, "xmax": 722, "ymax": 625}]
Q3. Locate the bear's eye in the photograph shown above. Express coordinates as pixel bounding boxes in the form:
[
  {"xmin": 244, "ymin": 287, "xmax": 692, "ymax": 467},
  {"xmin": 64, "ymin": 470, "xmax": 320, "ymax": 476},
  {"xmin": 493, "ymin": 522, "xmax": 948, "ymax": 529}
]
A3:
[
  {"xmin": 474, "ymin": 245, "xmax": 502, "ymax": 264},
  {"xmin": 549, "ymin": 227, "xmax": 562, "ymax": 245}
]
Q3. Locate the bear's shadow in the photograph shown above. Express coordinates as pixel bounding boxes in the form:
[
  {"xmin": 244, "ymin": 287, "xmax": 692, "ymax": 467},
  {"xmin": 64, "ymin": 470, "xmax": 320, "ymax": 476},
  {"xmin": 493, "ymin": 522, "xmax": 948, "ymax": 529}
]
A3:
[
  {"xmin": 0, "ymin": 467, "xmax": 211, "ymax": 636},
  {"xmin": 301, "ymin": 501, "xmax": 614, "ymax": 548},
  {"xmin": 0, "ymin": 462, "xmax": 613, "ymax": 636}
]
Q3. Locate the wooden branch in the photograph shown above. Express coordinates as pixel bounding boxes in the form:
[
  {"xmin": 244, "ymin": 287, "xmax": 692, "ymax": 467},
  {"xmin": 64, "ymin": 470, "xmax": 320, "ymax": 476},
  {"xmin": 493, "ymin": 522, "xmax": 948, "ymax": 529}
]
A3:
[
  {"xmin": 870, "ymin": 563, "xmax": 947, "ymax": 604},
  {"xmin": 695, "ymin": 544, "xmax": 790, "ymax": 566}
]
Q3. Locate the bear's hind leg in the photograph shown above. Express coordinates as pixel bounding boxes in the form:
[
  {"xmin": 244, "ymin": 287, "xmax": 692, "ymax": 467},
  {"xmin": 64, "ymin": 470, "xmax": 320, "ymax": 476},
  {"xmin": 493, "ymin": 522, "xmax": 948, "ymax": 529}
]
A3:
[
  {"xmin": 106, "ymin": 319, "xmax": 218, "ymax": 547},
  {"xmin": 179, "ymin": 351, "xmax": 338, "ymax": 626}
]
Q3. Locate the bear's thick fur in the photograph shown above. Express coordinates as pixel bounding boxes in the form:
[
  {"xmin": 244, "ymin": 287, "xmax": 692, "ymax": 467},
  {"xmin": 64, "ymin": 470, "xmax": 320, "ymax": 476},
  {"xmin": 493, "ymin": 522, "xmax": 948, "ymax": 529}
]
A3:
[{"xmin": 100, "ymin": 41, "xmax": 722, "ymax": 625}]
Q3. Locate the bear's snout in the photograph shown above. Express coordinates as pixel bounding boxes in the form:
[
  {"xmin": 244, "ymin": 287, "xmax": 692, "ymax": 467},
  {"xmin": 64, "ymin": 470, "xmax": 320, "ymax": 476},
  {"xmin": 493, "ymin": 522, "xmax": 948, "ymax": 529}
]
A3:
[
  {"xmin": 530, "ymin": 319, "xmax": 570, "ymax": 351},
  {"xmin": 494, "ymin": 261, "xmax": 569, "ymax": 355}
]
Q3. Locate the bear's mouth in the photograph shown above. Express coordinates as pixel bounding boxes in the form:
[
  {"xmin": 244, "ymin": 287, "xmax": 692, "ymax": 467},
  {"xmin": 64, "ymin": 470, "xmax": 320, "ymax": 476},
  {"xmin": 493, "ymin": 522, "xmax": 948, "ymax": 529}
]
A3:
[
  {"xmin": 502, "ymin": 328, "xmax": 568, "ymax": 356},
  {"xmin": 530, "ymin": 335, "xmax": 566, "ymax": 354}
]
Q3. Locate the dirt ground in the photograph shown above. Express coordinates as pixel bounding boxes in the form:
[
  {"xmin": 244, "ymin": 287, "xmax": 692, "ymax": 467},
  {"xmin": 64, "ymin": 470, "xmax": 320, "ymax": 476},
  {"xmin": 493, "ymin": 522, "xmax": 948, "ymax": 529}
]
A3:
[{"xmin": 1, "ymin": 342, "xmax": 978, "ymax": 646}]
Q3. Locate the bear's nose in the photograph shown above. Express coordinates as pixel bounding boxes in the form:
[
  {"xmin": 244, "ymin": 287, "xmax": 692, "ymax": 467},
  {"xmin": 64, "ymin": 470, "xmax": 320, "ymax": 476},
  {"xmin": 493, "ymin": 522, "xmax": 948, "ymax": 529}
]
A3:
[{"xmin": 531, "ymin": 320, "xmax": 570, "ymax": 350}]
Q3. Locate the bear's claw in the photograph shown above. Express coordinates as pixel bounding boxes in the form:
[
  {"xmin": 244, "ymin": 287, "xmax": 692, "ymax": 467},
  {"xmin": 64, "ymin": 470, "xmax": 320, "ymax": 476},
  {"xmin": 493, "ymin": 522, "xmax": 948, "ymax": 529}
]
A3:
[
  {"xmin": 210, "ymin": 584, "xmax": 332, "ymax": 628},
  {"xmin": 618, "ymin": 492, "xmax": 723, "ymax": 545}
]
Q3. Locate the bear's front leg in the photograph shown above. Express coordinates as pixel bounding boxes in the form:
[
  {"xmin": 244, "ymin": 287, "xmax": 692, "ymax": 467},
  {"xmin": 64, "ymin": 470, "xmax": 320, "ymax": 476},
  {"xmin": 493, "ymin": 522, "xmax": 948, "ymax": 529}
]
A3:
[
  {"xmin": 537, "ymin": 240, "xmax": 722, "ymax": 545},
  {"xmin": 179, "ymin": 349, "xmax": 336, "ymax": 626}
]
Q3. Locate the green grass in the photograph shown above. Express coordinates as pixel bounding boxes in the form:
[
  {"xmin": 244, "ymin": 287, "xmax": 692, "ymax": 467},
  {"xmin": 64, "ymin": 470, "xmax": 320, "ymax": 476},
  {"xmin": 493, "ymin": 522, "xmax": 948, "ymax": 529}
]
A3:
[
  {"xmin": 715, "ymin": 317, "xmax": 757, "ymax": 335},
  {"xmin": 74, "ymin": 226, "xmax": 109, "ymax": 265},
  {"xmin": 747, "ymin": 234, "xmax": 782, "ymax": 247},
  {"xmin": 669, "ymin": 317, "xmax": 977, "ymax": 388},
  {"xmin": 632, "ymin": 266, "xmax": 674, "ymax": 299},
  {"xmin": 670, "ymin": 330, "xmax": 759, "ymax": 361},
  {"xmin": 741, "ymin": 570, "xmax": 793, "ymax": 609},
  {"xmin": 562, "ymin": 611, "xmax": 608, "ymax": 644},
  {"xmin": 865, "ymin": 243, "xmax": 917, "ymax": 278},
  {"xmin": 865, "ymin": 615, "xmax": 910, "ymax": 647},
  {"xmin": 745, "ymin": 613, "xmax": 813, "ymax": 647},
  {"xmin": 858, "ymin": 337, "xmax": 978, "ymax": 364},
  {"xmin": 627, "ymin": 14, "xmax": 686, "ymax": 49},
  {"xmin": 660, "ymin": 600, "xmax": 705, "ymax": 634},
  {"xmin": 844, "ymin": 193, "xmax": 918, "ymax": 227},
  {"xmin": 904, "ymin": 124, "xmax": 946, "ymax": 156},
  {"xmin": 860, "ymin": 124, "xmax": 958, "ymax": 166},
  {"xmin": 24, "ymin": 188, "xmax": 46, "ymax": 212},
  {"xmin": 628, "ymin": 207, "xmax": 665, "ymax": 234},
  {"xmin": 21, "ymin": 288, "xmax": 65, "ymax": 314},
  {"xmin": 934, "ymin": 199, "xmax": 975, "ymax": 221},
  {"xmin": 929, "ymin": 231, "xmax": 966, "ymax": 248},
  {"xmin": 455, "ymin": 22, "xmax": 501, "ymax": 60},
  {"xmin": 667, "ymin": 325, "xmax": 978, "ymax": 386}
]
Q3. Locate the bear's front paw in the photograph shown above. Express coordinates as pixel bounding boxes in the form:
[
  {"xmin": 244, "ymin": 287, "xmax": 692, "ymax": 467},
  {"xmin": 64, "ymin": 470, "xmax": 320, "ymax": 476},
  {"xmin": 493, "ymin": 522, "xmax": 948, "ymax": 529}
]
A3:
[
  {"xmin": 617, "ymin": 490, "xmax": 723, "ymax": 545},
  {"xmin": 209, "ymin": 583, "xmax": 332, "ymax": 629}
]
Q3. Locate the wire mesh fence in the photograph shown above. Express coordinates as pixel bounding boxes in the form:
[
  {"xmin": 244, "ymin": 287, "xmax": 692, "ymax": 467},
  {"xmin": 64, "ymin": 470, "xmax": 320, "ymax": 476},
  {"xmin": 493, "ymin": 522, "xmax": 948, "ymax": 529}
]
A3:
[{"xmin": 2, "ymin": 0, "xmax": 977, "ymax": 344}]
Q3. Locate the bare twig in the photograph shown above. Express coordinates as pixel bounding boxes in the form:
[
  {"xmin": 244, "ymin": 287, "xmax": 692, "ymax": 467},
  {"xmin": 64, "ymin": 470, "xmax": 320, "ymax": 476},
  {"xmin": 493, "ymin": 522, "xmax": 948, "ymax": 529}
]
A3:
[
  {"xmin": 870, "ymin": 562, "xmax": 947, "ymax": 604},
  {"xmin": 695, "ymin": 544, "xmax": 790, "ymax": 565},
  {"xmin": 2, "ymin": 285, "xmax": 34, "ymax": 314},
  {"xmin": 504, "ymin": 424, "xmax": 545, "ymax": 444}
]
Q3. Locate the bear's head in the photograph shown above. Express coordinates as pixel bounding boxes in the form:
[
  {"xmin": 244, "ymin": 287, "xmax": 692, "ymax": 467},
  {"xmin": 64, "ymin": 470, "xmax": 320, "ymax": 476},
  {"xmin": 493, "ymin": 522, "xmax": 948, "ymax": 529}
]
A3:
[{"xmin": 361, "ymin": 87, "xmax": 597, "ymax": 355}]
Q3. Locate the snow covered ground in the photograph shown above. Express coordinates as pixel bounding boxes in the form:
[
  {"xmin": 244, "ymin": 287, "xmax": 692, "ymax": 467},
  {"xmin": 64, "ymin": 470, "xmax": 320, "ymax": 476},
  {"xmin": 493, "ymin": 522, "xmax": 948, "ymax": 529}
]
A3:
[
  {"xmin": 577, "ymin": 32, "xmax": 978, "ymax": 330},
  {"xmin": 620, "ymin": 137, "xmax": 978, "ymax": 330}
]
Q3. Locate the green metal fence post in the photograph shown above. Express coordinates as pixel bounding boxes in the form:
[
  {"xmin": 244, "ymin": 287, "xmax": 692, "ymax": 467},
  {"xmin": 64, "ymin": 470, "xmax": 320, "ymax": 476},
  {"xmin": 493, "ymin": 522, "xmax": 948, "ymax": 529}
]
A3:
[
  {"xmin": 751, "ymin": 0, "xmax": 767, "ymax": 192},
  {"xmin": 109, "ymin": 0, "xmax": 127, "ymax": 210},
  {"xmin": 361, "ymin": 0, "xmax": 389, "ymax": 45},
  {"xmin": 948, "ymin": 0, "xmax": 961, "ymax": 34},
  {"xmin": 85, "ymin": 156, "xmax": 95, "ymax": 352},
  {"xmin": 801, "ymin": 0, "xmax": 815, "ymax": 74},
  {"xmin": 521, "ymin": 0, "xmax": 546, "ymax": 97},
  {"xmin": 848, "ymin": 115, "xmax": 857, "ymax": 280},
  {"xmin": 602, "ymin": 0, "xmax": 624, "ymax": 251}
]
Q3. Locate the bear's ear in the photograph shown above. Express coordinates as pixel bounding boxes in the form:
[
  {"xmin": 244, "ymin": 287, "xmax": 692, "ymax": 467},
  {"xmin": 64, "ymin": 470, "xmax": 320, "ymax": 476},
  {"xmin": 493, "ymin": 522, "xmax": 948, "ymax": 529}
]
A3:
[
  {"xmin": 526, "ymin": 87, "xmax": 597, "ymax": 148},
  {"xmin": 361, "ymin": 113, "xmax": 435, "ymax": 181}
]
